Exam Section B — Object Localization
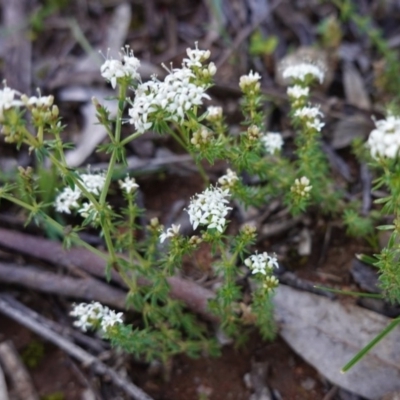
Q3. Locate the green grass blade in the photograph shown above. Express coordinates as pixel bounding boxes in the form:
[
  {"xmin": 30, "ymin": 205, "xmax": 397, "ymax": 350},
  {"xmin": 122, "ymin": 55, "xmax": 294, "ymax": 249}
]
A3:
[
  {"xmin": 341, "ymin": 317, "xmax": 400, "ymax": 372},
  {"xmin": 314, "ymin": 285, "xmax": 383, "ymax": 298}
]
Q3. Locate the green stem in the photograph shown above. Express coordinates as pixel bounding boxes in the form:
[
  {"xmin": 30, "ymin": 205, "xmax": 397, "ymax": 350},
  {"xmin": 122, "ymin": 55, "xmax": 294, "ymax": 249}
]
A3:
[
  {"xmin": 120, "ymin": 131, "xmax": 143, "ymax": 147},
  {"xmin": 100, "ymin": 83, "xmax": 126, "ymax": 206},
  {"xmin": 165, "ymin": 123, "xmax": 209, "ymax": 185},
  {"xmin": 1, "ymin": 194, "xmax": 108, "ymax": 260}
]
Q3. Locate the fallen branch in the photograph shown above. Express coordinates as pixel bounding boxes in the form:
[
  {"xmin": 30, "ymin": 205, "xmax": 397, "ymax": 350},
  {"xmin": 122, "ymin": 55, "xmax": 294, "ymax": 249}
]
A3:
[
  {"xmin": 0, "ymin": 228, "xmax": 217, "ymax": 322},
  {"xmin": 0, "ymin": 358, "xmax": 9, "ymax": 400},
  {"xmin": 0, "ymin": 340, "xmax": 39, "ymax": 400},
  {"xmin": 0, "ymin": 261, "xmax": 126, "ymax": 309},
  {"xmin": 0, "ymin": 295, "xmax": 153, "ymax": 400}
]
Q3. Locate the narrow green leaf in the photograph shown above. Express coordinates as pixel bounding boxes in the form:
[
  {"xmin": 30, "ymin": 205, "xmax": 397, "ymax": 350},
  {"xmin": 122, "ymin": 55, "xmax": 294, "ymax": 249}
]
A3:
[
  {"xmin": 314, "ymin": 285, "xmax": 382, "ymax": 298},
  {"xmin": 342, "ymin": 317, "xmax": 400, "ymax": 372}
]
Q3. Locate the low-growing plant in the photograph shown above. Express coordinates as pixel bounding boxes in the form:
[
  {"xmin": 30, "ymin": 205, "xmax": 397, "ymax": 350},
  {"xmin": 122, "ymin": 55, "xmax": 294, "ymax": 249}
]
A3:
[{"xmin": 0, "ymin": 43, "xmax": 380, "ymax": 368}]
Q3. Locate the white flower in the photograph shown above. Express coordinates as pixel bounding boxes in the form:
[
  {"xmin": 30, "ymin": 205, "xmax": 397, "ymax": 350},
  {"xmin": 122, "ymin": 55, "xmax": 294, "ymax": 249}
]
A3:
[
  {"xmin": 183, "ymin": 43, "xmax": 211, "ymax": 68},
  {"xmin": 191, "ymin": 126, "xmax": 213, "ymax": 148},
  {"xmin": 0, "ymin": 86, "xmax": 21, "ymax": 120},
  {"xmin": 160, "ymin": 224, "xmax": 181, "ymax": 243},
  {"xmin": 100, "ymin": 46, "xmax": 140, "ymax": 88},
  {"xmin": 261, "ymin": 132, "xmax": 284, "ymax": 154},
  {"xmin": 23, "ymin": 94, "xmax": 54, "ymax": 108},
  {"xmin": 186, "ymin": 186, "xmax": 232, "ymax": 232},
  {"xmin": 54, "ymin": 173, "xmax": 105, "ymax": 214},
  {"xmin": 54, "ymin": 187, "xmax": 81, "ymax": 214},
  {"xmin": 282, "ymin": 62, "xmax": 324, "ymax": 84},
  {"xmin": 78, "ymin": 202, "xmax": 98, "ymax": 219},
  {"xmin": 206, "ymin": 106, "xmax": 223, "ymax": 121},
  {"xmin": 239, "ymin": 71, "xmax": 261, "ymax": 91},
  {"xmin": 287, "ymin": 85, "xmax": 309, "ymax": 99},
  {"xmin": 367, "ymin": 115, "xmax": 400, "ymax": 159},
  {"xmin": 100, "ymin": 309, "xmax": 124, "ymax": 331},
  {"xmin": 70, "ymin": 302, "xmax": 106, "ymax": 331},
  {"xmin": 294, "ymin": 105, "xmax": 322, "ymax": 119},
  {"xmin": 70, "ymin": 302, "xmax": 123, "ymax": 332},
  {"xmin": 244, "ymin": 252, "xmax": 279, "ymax": 275},
  {"xmin": 207, "ymin": 62, "xmax": 217, "ymax": 76},
  {"xmin": 80, "ymin": 173, "xmax": 106, "ymax": 196},
  {"xmin": 119, "ymin": 176, "xmax": 139, "ymax": 194},
  {"xmin": 291, "ymin": 176, "xmax": 312, "ymax": 197},
  {"xmin": 218, "ymin": 169, "xmax": 238, "ymax": 189},
  {"xmin": 294, "ymin": 105, "xmax": 325, "ymax": 132},
  {"xmin": 128, "ymin": 66, "xmax": 210, "ymax": 134}
]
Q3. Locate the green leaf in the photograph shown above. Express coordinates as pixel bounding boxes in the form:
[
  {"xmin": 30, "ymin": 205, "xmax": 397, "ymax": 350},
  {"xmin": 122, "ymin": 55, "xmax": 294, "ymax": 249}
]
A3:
[
  {"xmin": 342, "ymin": 317, "xmax": 400, "ymax": 372},
  {"xmin": 376, "ymin": 224, "xmax": 395, "ymax": 231}
]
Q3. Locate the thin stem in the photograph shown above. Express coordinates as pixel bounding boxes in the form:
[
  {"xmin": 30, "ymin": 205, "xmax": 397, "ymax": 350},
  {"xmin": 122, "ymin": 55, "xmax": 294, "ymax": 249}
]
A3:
[
  {"xmin": 1, "ymin": 194, "xmax": 108, "ymax": 260},
  {"xmin": 120, "ymin": 131, "xmax": 143, "ymax": 147},
  {"xmin": 99, "ymin": 83, "xmax": 126, "ymax": 206},
  {"xmin": 165, "ymin": 123, "xmax": 209, "ymax": 185}
]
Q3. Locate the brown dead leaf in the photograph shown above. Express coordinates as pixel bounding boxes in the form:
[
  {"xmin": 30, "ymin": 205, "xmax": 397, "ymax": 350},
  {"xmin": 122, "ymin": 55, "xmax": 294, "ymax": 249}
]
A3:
[
  {"xmin": 330, "ymin": 115, "xmax": 373, "ymax": 149},
  {"xmin": 343, "ymin": 62, "xmax": 371, "ymax": 110},
  {"xmin": 274, "ymin": 285, "xmax": 400, "ymax": 399}
]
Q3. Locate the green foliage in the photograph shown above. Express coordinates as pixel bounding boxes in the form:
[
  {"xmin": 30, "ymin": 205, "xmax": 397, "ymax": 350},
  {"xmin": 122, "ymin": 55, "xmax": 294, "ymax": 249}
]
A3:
[
  {"xmin": 249, "ymin": 30, "xmax": 278, "ymax": 56},
  {"xmin": 21, "ymin": 340, "xmax": 45, "ymax": 369},
  {"xmin": 317, "ymin": 15, "xmax": 342, "ymax": 49},
  {"xmin": 30, "ymin": 0, "xmax": 68, "ymax": 33},
  {"xmin": 343, "ymin": 208, "xmax": 375, "ymax": 237},
  {"xmin": 0, "ymin": 43, "xmax": 372, "ymax": 367},
  {"xmin": 41, "ymin": 392, "xmax": 65, "ymax": 400}
]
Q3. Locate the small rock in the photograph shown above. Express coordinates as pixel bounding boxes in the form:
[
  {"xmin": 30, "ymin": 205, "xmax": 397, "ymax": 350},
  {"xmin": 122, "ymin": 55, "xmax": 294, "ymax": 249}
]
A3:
[{"xmin": 301, "ymin": 377, "xmax": 316, "ymax": 391}]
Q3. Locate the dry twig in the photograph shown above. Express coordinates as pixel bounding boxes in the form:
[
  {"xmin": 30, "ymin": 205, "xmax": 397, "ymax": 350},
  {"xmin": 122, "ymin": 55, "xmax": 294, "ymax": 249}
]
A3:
[
  {"xmin": 0, "ymin": 228, "xmax": 217, "ymax": 322},
  {"xmin": 0, "ymin": 340, "xmax": 39, "ymax": 400},
  {"xmin": 0, "ymin": 359, "xmax": 9, "ymax": 400},
  {"xmin": 0, "ymin": 261, "xmax": 126, "ymax": 309}
]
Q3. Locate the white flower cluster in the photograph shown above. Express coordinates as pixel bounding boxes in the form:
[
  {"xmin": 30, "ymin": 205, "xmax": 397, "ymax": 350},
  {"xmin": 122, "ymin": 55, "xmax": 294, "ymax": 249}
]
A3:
[
  {"xmin": 128, "ymin": 45, "xmax": 213, "ymax": 134},
  {"xmin": 294, "ymin": 105, "xmax": 325, "ymax": 132},
  {"xmin": 70, "ymin": 302, "xmax": 123, "ymax": 332},
  {"xmin": 263, "ymin": 275, "xmax": 280, "ymax": 292},
  {"xmin": 367, "ymin": 115, "xmax": 400, "ymax": 159},
  {"xmin": 160, "ymin": 224, "xmax": 181, "ymax": 243},
  {"xmin": 119, "ymin": 175, "xmax": 139, "ymax": 194},
  {"xmin": 21, "ymin": 92, "xmax": 54, "ymax": 109},
  {"xmin": 244, "ymin": 252, "xmax": 279, "ymax": 275},
  {"xmin": 239, "ymin": 71, "xmax": 261, "ymax": 91},
  {"xmin": 0, "ymin": 86, "xmax": 58, "ymax": 122},
  {"xmin": 100, "ymin": 46, "xmax": 141, "ymax": 89},
  {"xmin": 247, "ymin": 125, "xmax": 261, "ymax": 141},
  {"xmin": 261, "ymin": 132, "xmax": 284, "ymax": 154},
  {"xmin": 0, "ymin": 87, "xmax": 22, "ymax": 120},
  {"xmin": 206, "ymin": 106, "xmax": 223, "ymax": 122},
  {"xmin": 291, "ymin": 176, "xmax": 312, "ymax": 197},
  {"xmin": 282, "ymin": 62, "xmax": 324, "ymax": 84},
  {"xmin": 54, "ymin": 172, "xmax": 106, "ymax": 214},
  {"xmin": 186, "ymin": 186, "xmax": 232, "ymax": 232},
  {"xmin": 191, "ymin": 126, "xmax": 213, "ymax": 149},
  {"xmin": 218, "ymin": 169, "xmax": 238, "ymax": 189},
  {"xmin": 287, "ymin": 85, "xmax": 309, "ymax": 99},
  {"xmin": 78, "ymin": 202, "xmax": 98, "ymax": 219}
]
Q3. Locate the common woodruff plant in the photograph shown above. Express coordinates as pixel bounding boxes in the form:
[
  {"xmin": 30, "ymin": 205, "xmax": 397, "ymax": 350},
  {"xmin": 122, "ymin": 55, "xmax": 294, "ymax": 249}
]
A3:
[{"xmin": 0, "ymin": 44, "xmax": 336, "ymax": 362}]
